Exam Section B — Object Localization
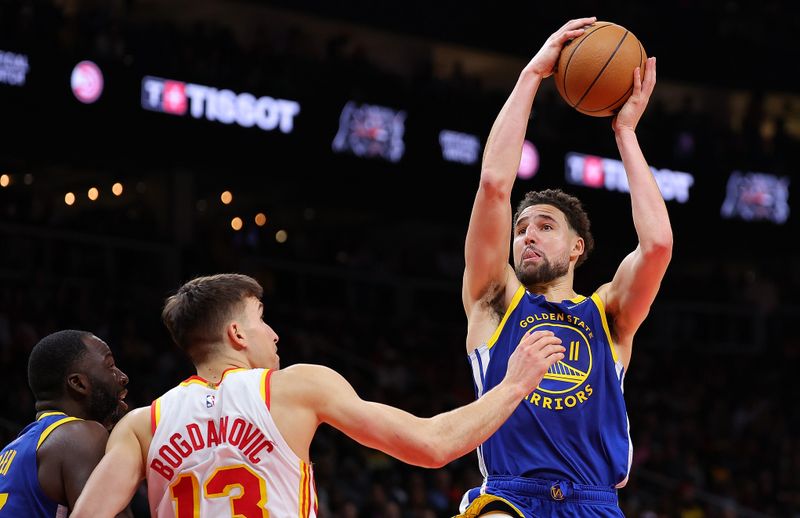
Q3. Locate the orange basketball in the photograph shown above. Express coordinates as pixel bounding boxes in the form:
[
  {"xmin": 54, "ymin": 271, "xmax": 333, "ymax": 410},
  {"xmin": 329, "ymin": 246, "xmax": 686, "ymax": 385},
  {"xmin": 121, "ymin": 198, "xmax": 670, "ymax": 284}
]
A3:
[{"xmin": 554, "ymin": 22, "xmax": 646, "ymax": 117}]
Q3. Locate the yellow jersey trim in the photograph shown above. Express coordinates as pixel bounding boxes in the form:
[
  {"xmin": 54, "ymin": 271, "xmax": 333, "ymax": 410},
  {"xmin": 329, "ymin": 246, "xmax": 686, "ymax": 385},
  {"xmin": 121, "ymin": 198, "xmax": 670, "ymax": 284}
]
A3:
[
  {"xmin": 570, "ymin": 294, "xmax": 586, "ymax": 303},
  {"xmin": 591, "ymin": 293, "xmax": 619, "ymax": 364},
  {"xmin": 259, "ymin": 369, "xmax": 269, "ymax": 405},
  {"xmin": 179, "ymin": 377, "xmax": 208, "ymax": 387},
  {"xmin": 153, "ymin": 398, "xmax": 162, "ymax": 431},
  {"xmin": 37, "ymin": 416, "xmax": 81, "ymax": 450},
  {"xmin": 36, "ymin": 411, "xmax": 66, "ymax": 421},
  {"xmin": 298, "ymin": 460, "xmax": 311, "ymax": 518},
  {"xmin": 179, "ymin": 368, "xmax": 248, "ymax": 388},
  {"xmin": 456, "ymin": 493, "xmax": 525, "ymax": 518},
  {"xmin": 220, "ymin": 367, "xmax": 246, "ymax": 382},
  {"xmin": 487, "ymin": 285, "xmax": 526, "ymax": 350}
]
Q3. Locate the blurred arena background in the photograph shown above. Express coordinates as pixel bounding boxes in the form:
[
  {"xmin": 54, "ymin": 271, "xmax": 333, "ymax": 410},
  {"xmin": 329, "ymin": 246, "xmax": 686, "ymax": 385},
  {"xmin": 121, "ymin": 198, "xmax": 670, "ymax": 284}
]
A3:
[{"xmin": 1, "ymin": 0, "xmax": 799, "ymax": 516}]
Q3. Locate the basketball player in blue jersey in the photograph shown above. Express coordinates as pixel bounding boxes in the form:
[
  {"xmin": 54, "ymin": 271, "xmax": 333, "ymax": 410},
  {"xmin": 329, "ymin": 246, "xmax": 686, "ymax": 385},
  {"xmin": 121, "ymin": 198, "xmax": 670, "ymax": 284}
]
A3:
[
  {"xmin": 458, "ymin": 17, "xmax": 671, "ymax": 518},
  {"xmin": 0, "ymin": 330, "xmax": 131, "ymax": 517}
]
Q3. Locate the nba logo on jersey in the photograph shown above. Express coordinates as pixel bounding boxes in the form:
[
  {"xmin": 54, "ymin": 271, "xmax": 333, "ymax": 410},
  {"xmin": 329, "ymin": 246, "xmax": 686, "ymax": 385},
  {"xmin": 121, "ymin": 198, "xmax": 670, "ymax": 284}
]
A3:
[{"xmin": 205, "ymin": 394, "xmax": 215, "ymax": 408}]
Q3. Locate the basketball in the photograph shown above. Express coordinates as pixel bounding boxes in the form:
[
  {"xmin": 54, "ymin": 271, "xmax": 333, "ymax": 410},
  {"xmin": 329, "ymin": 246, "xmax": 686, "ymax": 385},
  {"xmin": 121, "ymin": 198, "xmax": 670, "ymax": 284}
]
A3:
[{"xmin": 554, "ymin": 22, "xmax": 646, "ymax": 117}]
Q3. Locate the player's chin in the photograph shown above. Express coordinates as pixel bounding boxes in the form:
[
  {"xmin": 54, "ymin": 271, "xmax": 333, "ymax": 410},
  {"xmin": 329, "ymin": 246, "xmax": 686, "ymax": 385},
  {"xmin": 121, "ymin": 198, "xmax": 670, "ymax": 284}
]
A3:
[
  {"xmin": 104, "ymin": 404, "xmax": 128, "ymax": 428},
  {"xmin": 110, "ymin": 399, "xmax": 129, "ymax": 422}
]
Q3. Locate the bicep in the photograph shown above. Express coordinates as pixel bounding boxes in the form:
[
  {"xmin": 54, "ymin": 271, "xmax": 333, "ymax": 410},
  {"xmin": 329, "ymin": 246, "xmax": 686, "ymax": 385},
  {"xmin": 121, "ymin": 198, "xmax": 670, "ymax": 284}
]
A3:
[
  {"xmin": 308, "ymin": 367, "xmax": 428, "ymax": 458},
  {"xmin": 463, "ymin": 182, "xmax": 514, "ymax": 307}
]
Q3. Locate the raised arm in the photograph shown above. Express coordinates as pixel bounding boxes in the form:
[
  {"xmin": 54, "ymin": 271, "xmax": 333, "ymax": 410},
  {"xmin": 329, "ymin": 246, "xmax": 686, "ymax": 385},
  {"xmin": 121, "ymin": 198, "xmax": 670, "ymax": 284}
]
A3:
[
  {"xmin": 71, "ymin": 407, "xmax": 150, "ymax": 518},
  {"xmin": 463, "ymin": 18, "xmax": 596, "ymax": 314},
  {"xmin": 299, "ymin": 330, "xmax": 563, "ymax": 468},
  {"xmin": 601, "ymin": 57, "xmax": 673, "ymax": 366}
]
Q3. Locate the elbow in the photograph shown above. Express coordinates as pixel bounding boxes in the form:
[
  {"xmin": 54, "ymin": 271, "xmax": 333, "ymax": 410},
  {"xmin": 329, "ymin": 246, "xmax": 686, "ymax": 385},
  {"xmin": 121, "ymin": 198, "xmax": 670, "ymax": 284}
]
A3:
[
  {"xmin": 642, "ymin": 235, "xmax": 673, "ymax": 263},
  {"xmin": 411, "ymin": 437, "xmax": 451, "ymax": 468},
  {"xmin": 478, "ymin": 173, "xmax": 512, "ymax": 201},
  {"xmin": 421, "ymin": 448, "xmax": 450, "ymax": 469}
]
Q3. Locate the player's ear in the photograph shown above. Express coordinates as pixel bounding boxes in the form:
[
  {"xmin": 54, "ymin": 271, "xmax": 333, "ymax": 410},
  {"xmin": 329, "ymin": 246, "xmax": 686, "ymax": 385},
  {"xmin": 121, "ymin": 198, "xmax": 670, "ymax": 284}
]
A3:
[
  {"xmin": 227, "ymin": 322, "xmax": 246, "ymax": 349},
  {"xmin": 66, "ymin": 372, "xmax": 90, "ymax": 396},
  {"xmin": 571, "ymin": 236, "xmax": 585, "ymax": 261}
]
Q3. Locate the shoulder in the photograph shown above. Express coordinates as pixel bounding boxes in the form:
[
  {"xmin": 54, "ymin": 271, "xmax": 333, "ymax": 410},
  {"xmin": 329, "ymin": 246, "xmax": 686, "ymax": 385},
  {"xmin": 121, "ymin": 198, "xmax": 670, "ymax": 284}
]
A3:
[
  {"xmin": 272, "ymin": 364, "xmax": 349, "ymax": 400},
  {"xmin": 38, "ymin": 419, "xmax": 108, "ymax": 461},
  {"xmin": 120, "ymin": 406, "xmax": 151, "ymax": 429},
  {"xmin": 273, "ymin": 364, "xmax": 342, "ymax": 388},
  {"xmin": 593, "ymin": 283, "xmax": 612, "ymax": 310},
  {"xmin": 275, "ymin": 363, "xmax": 337, "ymax": 380},
  {"xmin": 45, "ymin": 418, "xmax": 107, "ymax": 445},
  {"xmin": 117, "ymin": 406, "xmax": 154, "ymax": 441}
]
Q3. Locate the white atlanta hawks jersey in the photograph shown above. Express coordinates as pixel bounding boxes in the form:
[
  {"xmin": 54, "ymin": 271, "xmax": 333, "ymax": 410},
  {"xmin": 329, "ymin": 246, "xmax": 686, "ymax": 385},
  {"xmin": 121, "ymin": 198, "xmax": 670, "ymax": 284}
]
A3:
[{"xmin": 147, "ymin": 368, "xmax": 317, "ymax": 518}]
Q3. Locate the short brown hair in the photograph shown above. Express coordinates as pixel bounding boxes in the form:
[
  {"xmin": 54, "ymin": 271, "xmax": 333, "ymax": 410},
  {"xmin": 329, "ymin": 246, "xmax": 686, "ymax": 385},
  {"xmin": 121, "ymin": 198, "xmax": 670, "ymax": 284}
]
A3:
[
  {"xmin": 513, "ymin": 189, "xmax": 595, "ymax": 267},
  {"xmin": 162, "ymin": 273, "xmax": 263, "ymax": 360}
]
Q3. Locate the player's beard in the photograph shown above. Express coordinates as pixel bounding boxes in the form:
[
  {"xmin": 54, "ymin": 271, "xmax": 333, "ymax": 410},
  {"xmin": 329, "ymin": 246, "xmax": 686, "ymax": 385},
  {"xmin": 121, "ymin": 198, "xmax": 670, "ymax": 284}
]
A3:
[
  {"xmin": 515, "ymin": 251, "xmax": 570, "ymax": 287},
  {"xmin": 87, "ymin": 376, "xmax": 125, "ymax": 426}
]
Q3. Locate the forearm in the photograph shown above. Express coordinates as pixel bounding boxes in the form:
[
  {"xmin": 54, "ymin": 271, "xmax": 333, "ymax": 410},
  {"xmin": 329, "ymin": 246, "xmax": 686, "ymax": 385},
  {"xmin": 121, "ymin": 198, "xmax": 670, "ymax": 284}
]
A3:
[
  {"xmin": 481, "ymin": 68, "xmax": 543, "ymax": 189},
  {"xmin": 354, "ymin": 381, "xmax": 525, "ymax": 468},
  {"xmin": 424, "ymin": 380, "xmax": 526, "ymax": 467},
  {"xmin": 616, "ymin": 129, "xmax": 672, "ymax": 249}
]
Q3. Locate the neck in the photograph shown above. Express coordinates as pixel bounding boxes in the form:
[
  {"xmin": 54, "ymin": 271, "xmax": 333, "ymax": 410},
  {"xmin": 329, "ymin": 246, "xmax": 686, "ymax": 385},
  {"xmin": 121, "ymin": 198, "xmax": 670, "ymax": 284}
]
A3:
[
  {"xmin": 34, "ymin": 399, "xmax": 88, "ymax": 420},
  {"xmin": 195, "ymin": 356, "xmax": 251, "ymax": 384},
  {"xmin": 526, "ymin": 272, "xmax": 577, "ymax": 302}
]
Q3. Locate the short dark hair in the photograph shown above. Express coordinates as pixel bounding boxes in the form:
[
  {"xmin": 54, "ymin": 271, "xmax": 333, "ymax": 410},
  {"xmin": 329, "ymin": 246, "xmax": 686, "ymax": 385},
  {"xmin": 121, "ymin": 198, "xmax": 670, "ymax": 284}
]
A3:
[
  {"xmin": 162, "ymin": 273, "xmax": 264, "ymax": 361},
  {"xmin": 514, "ymin": 189, "xmax": 595, "ymax": 267},
  {"xmin": 28, "ymin": 330, "xmax": 91, "ymax": 401}
]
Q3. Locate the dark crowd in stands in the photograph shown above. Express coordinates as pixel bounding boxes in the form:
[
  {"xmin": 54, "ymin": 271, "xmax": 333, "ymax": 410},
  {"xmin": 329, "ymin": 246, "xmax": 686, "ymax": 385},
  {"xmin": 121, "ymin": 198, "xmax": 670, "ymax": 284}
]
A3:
[{"xmin": 2, "ymin": 0, "xmax": 800, "ymax": 516}]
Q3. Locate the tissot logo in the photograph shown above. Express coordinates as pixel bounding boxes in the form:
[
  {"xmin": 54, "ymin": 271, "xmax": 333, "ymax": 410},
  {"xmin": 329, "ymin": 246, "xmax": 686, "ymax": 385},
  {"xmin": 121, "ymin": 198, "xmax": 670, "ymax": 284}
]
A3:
[
  {"xmin": 141, "ymin": 76, "xmax": 301, "ymax": 133},
  {"xmin": 565, "ymin": 152, "xmax": 695, "ymax": 203}
]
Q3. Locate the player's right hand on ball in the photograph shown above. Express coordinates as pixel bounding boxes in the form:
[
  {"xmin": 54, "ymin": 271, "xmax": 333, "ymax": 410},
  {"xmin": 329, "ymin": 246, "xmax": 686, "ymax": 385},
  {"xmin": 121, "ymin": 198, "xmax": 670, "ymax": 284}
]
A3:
[
  {"xmin": 505, "ymin": 330, "xmax": 565, "ymax": 396},
  {"xmin": 525, "ymin": 17, "xmax": 596, "ymax": 78}
]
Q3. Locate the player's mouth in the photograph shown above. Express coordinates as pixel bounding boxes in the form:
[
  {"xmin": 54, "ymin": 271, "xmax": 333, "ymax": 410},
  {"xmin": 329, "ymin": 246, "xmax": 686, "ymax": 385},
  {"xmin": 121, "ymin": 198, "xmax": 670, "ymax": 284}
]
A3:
[
  {"xmin": 522, "ymin": 247, "xmax": 542, "ymax": 262},
  {"xmin": 118, "ymin": 389, "xmax": 128, "ymax": 411}
]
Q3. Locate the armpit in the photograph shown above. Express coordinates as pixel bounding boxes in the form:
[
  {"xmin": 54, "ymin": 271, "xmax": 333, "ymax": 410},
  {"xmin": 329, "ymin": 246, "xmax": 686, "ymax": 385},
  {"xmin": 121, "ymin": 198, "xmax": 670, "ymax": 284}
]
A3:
[{"xmin": 481, "ymin": 283, "xmax": 507, "ymax": 320}]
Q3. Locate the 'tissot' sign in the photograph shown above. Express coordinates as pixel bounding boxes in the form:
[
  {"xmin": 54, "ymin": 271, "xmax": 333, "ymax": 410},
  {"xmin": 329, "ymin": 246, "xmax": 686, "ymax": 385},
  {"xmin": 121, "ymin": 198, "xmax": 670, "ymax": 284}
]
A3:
[
  {"xmin": 141, "ymin": 76, "xmax": 300, "ymax": 134},
  {"xmin": 565, "ymin": 152, "xmax": 694, "ymax": 203}
]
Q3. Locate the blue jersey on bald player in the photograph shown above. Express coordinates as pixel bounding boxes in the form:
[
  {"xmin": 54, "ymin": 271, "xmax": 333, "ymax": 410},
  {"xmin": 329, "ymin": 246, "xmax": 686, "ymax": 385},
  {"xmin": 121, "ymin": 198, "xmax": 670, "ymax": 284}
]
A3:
[{"xmin": 0, "ymin": 413, "xmax": 79, "ymax": 517}]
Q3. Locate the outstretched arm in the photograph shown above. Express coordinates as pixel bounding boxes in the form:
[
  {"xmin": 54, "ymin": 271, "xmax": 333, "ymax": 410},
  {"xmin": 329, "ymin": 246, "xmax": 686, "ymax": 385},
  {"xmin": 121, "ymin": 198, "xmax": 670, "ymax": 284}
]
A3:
[
  {"xmin": 602, "ymin": 57, "xmax": 673, "ymax": 366},
  {"xmin": 299, "ymin": 331, "xmax": 563, "ymax": 468},
  {"xmin": 464, "ymin": 18, "xmax": 595, "ymax": 321},
  {"xmin": 71, "ymin": 408, "xmax": 150, "ymax": 518}
]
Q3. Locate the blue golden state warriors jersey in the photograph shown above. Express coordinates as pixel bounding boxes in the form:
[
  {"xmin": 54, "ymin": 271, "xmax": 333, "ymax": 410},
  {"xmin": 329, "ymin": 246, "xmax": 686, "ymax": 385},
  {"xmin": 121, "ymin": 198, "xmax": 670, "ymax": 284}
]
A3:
[
  {"xmin": 0, "ymin": 412, "xmax": 80, "ymax": 517},
  {"xmin": 469, "ymin": 286, "xmax": 632, "ymax": 487}
]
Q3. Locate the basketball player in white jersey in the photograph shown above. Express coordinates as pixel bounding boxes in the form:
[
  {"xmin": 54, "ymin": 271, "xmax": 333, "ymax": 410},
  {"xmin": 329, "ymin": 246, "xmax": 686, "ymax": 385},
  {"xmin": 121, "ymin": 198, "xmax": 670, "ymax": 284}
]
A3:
[{"xmin": 72, "ymin": 273, "xmax": 565, "ymax": 517}]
